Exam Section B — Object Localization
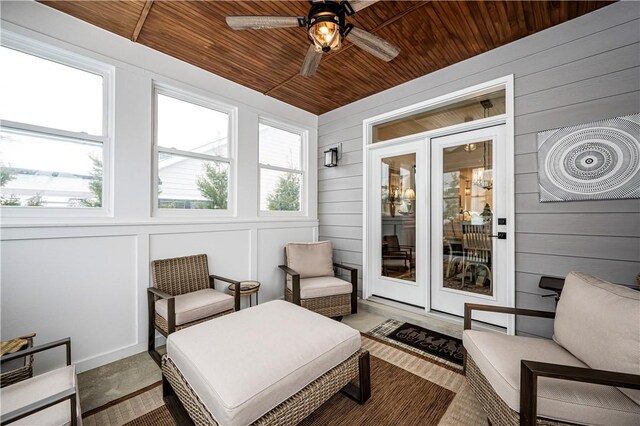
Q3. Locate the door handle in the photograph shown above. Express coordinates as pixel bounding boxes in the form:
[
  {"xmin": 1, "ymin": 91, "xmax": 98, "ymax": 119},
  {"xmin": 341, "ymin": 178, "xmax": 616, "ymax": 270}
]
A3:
[{"xmin": 490, "ymin": 232, "xmax": 507, "ymax": 240}]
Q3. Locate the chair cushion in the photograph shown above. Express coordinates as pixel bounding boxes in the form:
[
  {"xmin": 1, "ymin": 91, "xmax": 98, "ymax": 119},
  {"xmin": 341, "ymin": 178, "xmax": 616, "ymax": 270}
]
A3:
[
  {"xmin": 554, "ymin": 271, "xmax": 640, "ymax": 404},
  {"xmin": 0, "ymin": 365, "xmax": 81, "ymax": 426},
  {"xmin": 166, "ymin": 300, "xmax": 361, "ymax": 426},
  {"xmin": 286, "ymin": 241, "xmax": 335, "ymax": 279},
  {"xmin": 286, "ymin": 276, "xmax": 352, "ymax": 299},
  {"xmin": 156, "ymin": 288, "xmax": 234, "ymax": 326},
  {"xmin": 464, "ymin": 330, "xmax": 640, "ymax": 425}
]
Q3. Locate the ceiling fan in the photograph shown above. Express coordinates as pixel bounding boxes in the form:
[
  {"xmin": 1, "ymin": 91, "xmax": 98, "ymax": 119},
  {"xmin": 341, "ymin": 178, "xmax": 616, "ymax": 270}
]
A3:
[{"xmin": 225, "ymin": 0, "xmax": 401, "ymax": 77}]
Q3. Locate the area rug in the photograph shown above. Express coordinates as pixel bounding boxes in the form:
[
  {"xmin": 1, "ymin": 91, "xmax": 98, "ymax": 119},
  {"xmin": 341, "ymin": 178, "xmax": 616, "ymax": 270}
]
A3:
[
  {"xmin": 366, "ymin": 319, "xmax": 464, "ymax": 371},
  {"xmin": 84, "ymin": 336, "xmax": 487, "ymax": 426}
]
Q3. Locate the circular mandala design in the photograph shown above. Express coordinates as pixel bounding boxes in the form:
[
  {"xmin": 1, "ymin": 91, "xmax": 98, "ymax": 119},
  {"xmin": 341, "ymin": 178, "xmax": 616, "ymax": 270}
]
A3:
[{"xmin": 539, "ymin": 116, "xmax": 640, "ymax": 201}]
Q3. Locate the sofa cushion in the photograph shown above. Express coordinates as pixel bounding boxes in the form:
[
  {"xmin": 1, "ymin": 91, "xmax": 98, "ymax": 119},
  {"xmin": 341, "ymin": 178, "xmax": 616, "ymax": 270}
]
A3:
[
  {"xmin": 554, "ymin": 271, "xmax": 640, "ymax": 404},
  {"xmin": 464, "ymin": 330, "xmax": 640, "ymax": 425},
  {"xmin": 156, "ymin": 288, "xmax": 234, "ymax": 326},
  {"xmin": 0, "ymin": 365, "xmax": 81, "ymax": 426},
  {"xmin": 286, "ymin": 276, "xmax": 352, "ymax": 299},
  {"xmin": 167, "ymin": 300, "xmax": 361, "ymax": 426},
  {"xmin": 286, "ymin": 241, "xmax": 335, "ymax": 279}
]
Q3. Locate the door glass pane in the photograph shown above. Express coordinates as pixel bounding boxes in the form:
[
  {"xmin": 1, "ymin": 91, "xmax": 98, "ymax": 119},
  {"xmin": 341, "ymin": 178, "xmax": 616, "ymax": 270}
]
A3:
[
  {"xmin": 442, "ymin": 141, "xmax": 493, "ymax": 295},
  {"xmin": 381, "ymin": 154, "xmax": 416, "ymax": 282}
]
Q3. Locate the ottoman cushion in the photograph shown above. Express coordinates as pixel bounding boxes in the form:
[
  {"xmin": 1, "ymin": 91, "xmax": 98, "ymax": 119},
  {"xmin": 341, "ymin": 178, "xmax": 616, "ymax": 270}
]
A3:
[{"xmin": 167, "ymin": 300, "xmax": 360, "ymax": 426}]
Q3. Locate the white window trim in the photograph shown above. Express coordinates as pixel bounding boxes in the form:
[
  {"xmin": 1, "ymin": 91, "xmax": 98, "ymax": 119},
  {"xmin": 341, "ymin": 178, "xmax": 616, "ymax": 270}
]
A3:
[
  {"xmin": 258, "ymin": 117, "xmax": 308, "ymax": 217},
  {"xmin": 0, "ymin": 30, "xmax": 114, "ymax": 220},
  {"xmin": 152, "ymin": 82, "xmax": 238, "ymax": 218}
]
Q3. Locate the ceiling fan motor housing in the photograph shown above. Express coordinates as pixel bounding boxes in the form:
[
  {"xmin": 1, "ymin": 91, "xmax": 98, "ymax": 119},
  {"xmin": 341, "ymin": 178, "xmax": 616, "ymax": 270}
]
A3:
[{"xmin": 307, "ymin": 2, "xmax": 353, "ymax": 52}]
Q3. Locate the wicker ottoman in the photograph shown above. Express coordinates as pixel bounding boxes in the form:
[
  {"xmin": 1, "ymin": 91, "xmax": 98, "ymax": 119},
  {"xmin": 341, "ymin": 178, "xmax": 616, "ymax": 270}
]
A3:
[{"xmin": 162, "ymin": 300, "xmax": 370, "ymax": 425}]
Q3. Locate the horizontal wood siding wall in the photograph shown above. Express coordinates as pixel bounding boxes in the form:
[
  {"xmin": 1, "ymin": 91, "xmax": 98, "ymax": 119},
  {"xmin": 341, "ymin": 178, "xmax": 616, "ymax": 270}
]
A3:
[{"xmin": 317, "ymin": 2, "xmax": 640, "ymax": 337}]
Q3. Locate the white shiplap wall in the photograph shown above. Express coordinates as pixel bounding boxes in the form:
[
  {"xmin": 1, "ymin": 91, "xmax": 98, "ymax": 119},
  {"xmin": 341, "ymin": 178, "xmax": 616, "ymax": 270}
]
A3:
[{"xmin": 317, "ymin": 1, "xmax": 640, "ymax": 337}]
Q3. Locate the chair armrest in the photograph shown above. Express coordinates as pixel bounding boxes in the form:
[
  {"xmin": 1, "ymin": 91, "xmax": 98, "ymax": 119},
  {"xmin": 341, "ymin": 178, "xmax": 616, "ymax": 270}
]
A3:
[
  {"xmin": 278, "ymin": 265, "xmax": 300, "ymax": 277},
  {"xmin": 147, "ymin": 287, "xmax": 173, "ymax": 300},
  {"xmin": 1, "ymin": 386, "xmax": 77, "ymax": 425},
  {"xmin": 463, "ymin": 303, "xmax": 555, "ymax": 330},
  {"xmin": 334, "ymin": 263, "xmax": 358, "ymax": 315},
  {"xmin": 519, "ymin": 361, "xmax": 640, "ymax": 426},
  {"xmin": 278, "ymin": 265, "xmax": 301, "ymax": 305},
  {"xmin": 210, "ymin": 275, "xmax": 241, "ymax": 311},
  {"xmin": 1, "ymin": 338, "xmax": 71, "ymax": 366},
  {"xmin": 333, "ymin": 263, "xmax": 356, "ymax": 272}
]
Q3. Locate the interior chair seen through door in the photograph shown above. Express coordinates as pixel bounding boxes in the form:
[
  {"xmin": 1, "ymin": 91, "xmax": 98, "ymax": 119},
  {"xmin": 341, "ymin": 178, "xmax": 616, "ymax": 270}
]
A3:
[{"xmin": 148, "ymin": 254, "xmax": 241, "ymax": 365}]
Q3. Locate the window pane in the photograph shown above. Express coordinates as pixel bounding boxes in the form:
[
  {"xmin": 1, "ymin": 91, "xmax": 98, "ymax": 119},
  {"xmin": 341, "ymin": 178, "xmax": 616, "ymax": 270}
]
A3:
[
  {"xmin": 0, "ymin": 129, "xmax": 102, "ymax": 208},
  {"xmin": 373, "ymin": 89, "xmax": 505, "ymax": 143},
  {"xmin": 158, "ymin": 153, "xmax": 228, "ymax": 210},
  {"xmin": 259, "ymin": 123, "xmax": 301, "ymax": 170},
  {"xmin": 157, "ymin": 94, "xmax": 228, "ymax": 157},
  {"xmin": 0, "ymin": 46, "xmax": 103, "ymax": 135},
  {"xmin": 260, "ymin": 169, "xmax": 301, "ymax": 211}
]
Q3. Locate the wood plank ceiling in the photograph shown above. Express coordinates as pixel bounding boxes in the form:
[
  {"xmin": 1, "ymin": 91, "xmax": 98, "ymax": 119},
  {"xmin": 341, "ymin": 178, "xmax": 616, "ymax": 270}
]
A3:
[{"xmin": 40, "ymin": 1, "xmax": 614, "ymax": 115}]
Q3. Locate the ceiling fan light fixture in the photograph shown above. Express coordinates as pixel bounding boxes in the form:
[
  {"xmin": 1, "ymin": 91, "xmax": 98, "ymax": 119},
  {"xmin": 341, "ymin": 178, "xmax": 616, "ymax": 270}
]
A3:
[{"xmin": 308, "ymin": 11, "xmax": 342, "ymax": 52}]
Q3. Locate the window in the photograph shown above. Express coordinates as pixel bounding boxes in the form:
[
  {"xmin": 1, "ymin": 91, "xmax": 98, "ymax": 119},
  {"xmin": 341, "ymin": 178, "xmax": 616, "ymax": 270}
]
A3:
[
  {"xmin": 372, "ymin": 89, "xmax": 506, "ymax": 143},
  {"xmin": 259, "ymin": 121, "xmax": 305, "ymax": 213},
  {"xmin": 154, "ymin": 87, "xmax": 234, "ymax": 213},
  {"xmin": 0, "ymin": 38, "xmax": 109, "ymax": 211}
]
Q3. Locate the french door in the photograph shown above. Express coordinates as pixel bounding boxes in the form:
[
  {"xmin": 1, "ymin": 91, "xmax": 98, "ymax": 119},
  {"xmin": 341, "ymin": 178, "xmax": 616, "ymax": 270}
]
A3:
[
  {"xmin": 368, "ymin": 139, "xmax": 427, "ymax": 306},
  {"xmin": 430, "ymin": 125, "xmax": 510, "ymax": 327}
]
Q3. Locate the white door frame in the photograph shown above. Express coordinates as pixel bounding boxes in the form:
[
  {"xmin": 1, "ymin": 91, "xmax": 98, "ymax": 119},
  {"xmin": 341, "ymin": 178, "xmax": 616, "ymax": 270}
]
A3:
[{"xmin": 362, "ymin": 75, "xmax": 516, "ymax": 334}]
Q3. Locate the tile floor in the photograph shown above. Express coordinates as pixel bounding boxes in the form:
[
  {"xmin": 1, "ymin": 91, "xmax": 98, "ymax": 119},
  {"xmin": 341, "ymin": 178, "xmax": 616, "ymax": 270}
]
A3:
[{"xmin": 78, "ymin": 299, "xmax": 465, "ymax": 414}]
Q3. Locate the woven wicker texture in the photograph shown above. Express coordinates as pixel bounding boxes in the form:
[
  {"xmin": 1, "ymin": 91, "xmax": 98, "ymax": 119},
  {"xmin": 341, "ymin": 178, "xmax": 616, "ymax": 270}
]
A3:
[
  {"xmin": 285, "ymin": 288, "xmax": 351, "ymax": 318},
  {"xmin": 162, "ymin": 351, "xmax": 360, "ymax": 426},
  {"xmin": 0, "ymin": 334, "xmax": 35, "ymax": 388},
  {"xmin": 152, "ymin": 254, "xmax": 211, "ymax": 296},
  {"xmin": 466, "ymin": 354, "xmax": 570, "ymax": 426},
  {"xmin": 154, "ymin": 310, "xmax": 232, "ymax": 335}
]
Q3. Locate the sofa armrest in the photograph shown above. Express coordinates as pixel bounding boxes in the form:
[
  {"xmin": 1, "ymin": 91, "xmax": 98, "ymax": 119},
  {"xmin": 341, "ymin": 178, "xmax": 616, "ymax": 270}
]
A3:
[
  {"xmin": 210, "ymin": 275, "xmax": 241, "ymax": 311},
  {"xmin": 147, "ymin": 287, "xmax": 173, "ymax": 300},
  {"xmin": 520, "ymin": 360, "xmax": 640, "ymax": 426},
  {"xmin": 463, "ymin": 303, "xmax": 555, "ymax": 330},
  {"xmin": 1, "ymin": 386, "xmax": 77, "ymax": 426},
  {"xmin": 1, "ymin": 338, "xmax": 71, "ymax": 367},
  {"xmin": 147, "ymin": 288, "xmax": 175, "ymax": 334}
]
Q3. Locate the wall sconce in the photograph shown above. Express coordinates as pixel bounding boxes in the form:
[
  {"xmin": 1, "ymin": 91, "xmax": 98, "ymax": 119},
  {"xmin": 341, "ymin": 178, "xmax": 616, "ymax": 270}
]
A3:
[
  {"xmin": 464, "ymin": 143, "xmax": 477, "ymax": 152},
  {"xmin": 324, "ymin": 147, "xmax": 339, "ymax": 167}
]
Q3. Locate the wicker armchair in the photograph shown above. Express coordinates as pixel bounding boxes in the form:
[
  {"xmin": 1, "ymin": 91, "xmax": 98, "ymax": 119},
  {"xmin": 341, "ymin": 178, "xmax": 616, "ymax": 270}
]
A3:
[
  {"xmin": 279, "ymin": 241, "xmax": 357, "ymax": 319},
  {"xmin": 148, "ymin": 254, "xmax": 241, "ymax": 365},
  {"xmin": 463, "ymin": 272, "xmax": 640, "ymax": 426},
  {"xmin": 0, "ymin": 333, "xmax": 35, "ymax": 388}
]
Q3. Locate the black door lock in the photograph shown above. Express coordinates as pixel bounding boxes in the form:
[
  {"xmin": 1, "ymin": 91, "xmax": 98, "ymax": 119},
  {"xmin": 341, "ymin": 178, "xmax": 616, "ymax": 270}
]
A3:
[{"xmin": 491, "ymin": 232, "xmax": 507, "ymax": 239}]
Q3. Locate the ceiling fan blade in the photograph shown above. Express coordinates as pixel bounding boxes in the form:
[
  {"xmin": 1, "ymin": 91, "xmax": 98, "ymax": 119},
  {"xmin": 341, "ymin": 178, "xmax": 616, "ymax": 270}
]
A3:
[
  {"xmin": 226, "ymin": 16, "xmax": 304, "ymax": 30},
  {"xmin": 300, "ymin": 45, "xmax": 323, "ymax": 77},
  {"xmin": 347, "ymin": 27, "xmax": 400, "ymax": 62},
  {"xmin": 348, "ymin": 0, "xmax": 381, "ymax": 12}
]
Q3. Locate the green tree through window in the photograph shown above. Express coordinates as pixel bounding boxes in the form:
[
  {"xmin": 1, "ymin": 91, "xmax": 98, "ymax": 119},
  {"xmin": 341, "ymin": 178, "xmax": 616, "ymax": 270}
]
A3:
[
  {"xmin": 267, "ymin": 173, "xmax": 300, "ymax": 211},
  {"xmin": 81, "ymin": 155, "xmax": 103, "ymax": 207},
  {"xmin": 197, "ymin": 162, "xmax": 228, "ymax": 209}
]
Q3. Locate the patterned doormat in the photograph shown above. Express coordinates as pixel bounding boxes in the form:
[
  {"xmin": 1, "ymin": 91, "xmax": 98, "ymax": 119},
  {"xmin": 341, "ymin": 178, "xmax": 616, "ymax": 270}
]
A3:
[{"xmin": 366, "ymin": 319, "xmax": 464, "ymax": 370}]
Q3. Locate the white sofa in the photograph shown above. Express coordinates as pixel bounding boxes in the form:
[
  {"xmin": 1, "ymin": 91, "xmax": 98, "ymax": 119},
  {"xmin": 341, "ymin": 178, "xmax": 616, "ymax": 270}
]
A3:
[{"xmin": 463, "ymin": 272, "xmax": 640, "ymax": 425}]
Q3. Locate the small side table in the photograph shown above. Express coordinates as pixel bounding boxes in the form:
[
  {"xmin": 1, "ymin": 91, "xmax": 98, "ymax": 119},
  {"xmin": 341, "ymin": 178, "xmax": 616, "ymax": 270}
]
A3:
[{"xmin": 229, "ymin": 281, "xmax": 261, "ymax": 307}]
